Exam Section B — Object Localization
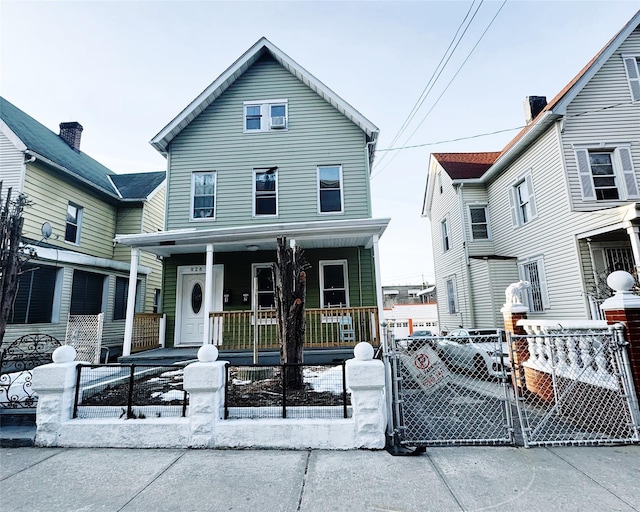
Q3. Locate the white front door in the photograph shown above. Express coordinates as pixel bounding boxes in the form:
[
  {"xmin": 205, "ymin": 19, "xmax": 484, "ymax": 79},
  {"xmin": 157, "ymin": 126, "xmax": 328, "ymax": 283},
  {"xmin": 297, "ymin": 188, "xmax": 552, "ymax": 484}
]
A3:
[{"xmin": 175, "ymin": 265, "xmax": 223, "ymax": 345}]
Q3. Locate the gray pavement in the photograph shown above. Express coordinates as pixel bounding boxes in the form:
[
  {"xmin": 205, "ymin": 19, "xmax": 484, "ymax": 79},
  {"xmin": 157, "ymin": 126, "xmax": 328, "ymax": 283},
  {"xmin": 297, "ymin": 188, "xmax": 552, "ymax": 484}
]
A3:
[{"xmin": 1, "ymin": 445, "xmax": 639, "ymax": 511}]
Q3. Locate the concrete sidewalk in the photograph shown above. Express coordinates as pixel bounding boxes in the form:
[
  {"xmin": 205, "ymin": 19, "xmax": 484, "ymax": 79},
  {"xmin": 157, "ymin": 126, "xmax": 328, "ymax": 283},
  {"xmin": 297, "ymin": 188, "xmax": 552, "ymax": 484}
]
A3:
[{"xmin": 1, "ymin": 445, "xmax": 639, "ymax": 511}]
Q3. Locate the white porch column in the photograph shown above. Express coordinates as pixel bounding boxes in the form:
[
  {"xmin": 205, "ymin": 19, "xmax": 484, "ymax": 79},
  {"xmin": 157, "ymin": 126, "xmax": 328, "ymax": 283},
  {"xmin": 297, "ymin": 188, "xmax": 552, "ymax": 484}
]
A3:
[
  {"xmin": 371, "ymin": 234, "xmax": 385, "ymax": 339},
  {"xmin": 625, "ymin": 225, "xmax": 640, "ymax": 271},
  {"xmin": 123, "ymin": 247, "xmax": 140, "ymax": 357},
  {"xmin": 203, "ymin": 243, "xmax": 214, "ymax": 345}
]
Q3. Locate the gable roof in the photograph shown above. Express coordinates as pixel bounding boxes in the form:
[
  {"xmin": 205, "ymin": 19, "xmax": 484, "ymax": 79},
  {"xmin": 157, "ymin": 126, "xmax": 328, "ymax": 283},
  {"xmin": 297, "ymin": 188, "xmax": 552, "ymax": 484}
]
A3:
[
  {"xmin": 432, "ymin": 152, "xmax": 501, "ymax": 180},
  {"xmin": 150, "ymin": 37, "xmax": 379, "ymax": 160},
  {"xmin": 0, "ymin": 96, "xmax": 119, "ymax": 198},
  {"xmin": 484, "ymin": 10, "xmax": 640, "ymax": 180},
  {"xmin": 110, "ymin": 171, "xmax": 166, "ymax": 201}
]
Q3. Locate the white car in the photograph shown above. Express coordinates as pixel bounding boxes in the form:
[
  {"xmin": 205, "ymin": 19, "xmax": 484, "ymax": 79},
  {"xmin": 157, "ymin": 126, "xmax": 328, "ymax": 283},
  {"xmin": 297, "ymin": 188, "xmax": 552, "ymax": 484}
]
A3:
[{"xmin": 436, "ymin": 329, "xmax": 510, "ymax": 379}]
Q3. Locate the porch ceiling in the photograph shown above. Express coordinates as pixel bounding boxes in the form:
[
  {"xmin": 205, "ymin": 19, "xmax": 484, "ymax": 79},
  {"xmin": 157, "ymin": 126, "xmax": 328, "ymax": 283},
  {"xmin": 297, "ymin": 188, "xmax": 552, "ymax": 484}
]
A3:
[{"xmin": 114, "ymin": 218, "xmax": 390, "ymax": 257}]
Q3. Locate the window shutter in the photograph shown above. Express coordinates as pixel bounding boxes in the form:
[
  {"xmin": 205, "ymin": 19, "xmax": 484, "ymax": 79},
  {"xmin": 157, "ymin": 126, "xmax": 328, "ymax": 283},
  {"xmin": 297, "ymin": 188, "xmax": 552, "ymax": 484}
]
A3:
[
  {"xmin": 575, "ymin": 149, "xmax": 596, "ymax": 200},
  {"xmin": 508, "ymin": 187, "xmax": 519, "ymax": 227},
  {"xmin": 525, "ymin": 174, "xmax": 537, "ymax": 220},
  {"xmin": 623, "ymin": 57, "xmax": 640, "ymax": 102},
  {"xmin": 618, "ymin": 146, "xmax": 639, "ymax": 198},
  {"xmin": 537, "ymin": 259, "xmax": 550, "ymax": 309}
]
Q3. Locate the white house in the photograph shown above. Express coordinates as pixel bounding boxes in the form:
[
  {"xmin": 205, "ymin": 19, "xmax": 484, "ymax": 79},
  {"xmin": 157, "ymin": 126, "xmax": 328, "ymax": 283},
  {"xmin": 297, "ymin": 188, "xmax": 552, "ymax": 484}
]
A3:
[{"xmin": 423, "ymin": 11, "xmax": 640, "ymax": 328}]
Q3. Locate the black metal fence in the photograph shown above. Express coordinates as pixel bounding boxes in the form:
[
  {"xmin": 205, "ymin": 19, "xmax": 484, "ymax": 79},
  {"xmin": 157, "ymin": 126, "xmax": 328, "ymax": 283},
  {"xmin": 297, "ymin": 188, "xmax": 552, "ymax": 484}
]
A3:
[
  {"xmin": 225, "ymin": 363, "xmax": 350, "ymax": 419},
  {"xmin": 73, "ymin": 364, "xmax": 188, "ymax": 419}
]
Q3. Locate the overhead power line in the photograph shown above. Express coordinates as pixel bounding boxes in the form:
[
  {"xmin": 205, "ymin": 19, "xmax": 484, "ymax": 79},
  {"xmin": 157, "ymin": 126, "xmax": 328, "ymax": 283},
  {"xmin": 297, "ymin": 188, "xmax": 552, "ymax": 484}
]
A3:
[
  {"xmin": 372, "ymin": 97, "xmax": 639, "ymax": 155},
  {"xmin": 372, "ymin": 0, "xmax": 508, "ymax": 179},
  {"xmin": 375, "ymin": 1, "xmax": 483, "ymax": 171},
  {"xmin": 374, "ymin": 125, "xmax": 524, "ymax": 152}
]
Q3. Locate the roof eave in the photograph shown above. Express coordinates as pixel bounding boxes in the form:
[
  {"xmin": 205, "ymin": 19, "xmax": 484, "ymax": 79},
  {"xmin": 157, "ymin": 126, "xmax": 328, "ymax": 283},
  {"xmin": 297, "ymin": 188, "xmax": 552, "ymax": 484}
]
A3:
[
  {"xmin": 149, "ymin": 37, "xmax": 379, "ymax": 154},
  {"xmin": 26, "ymin": 150, "xmax": 120, "ymax": 201},
  {"xmin": 480, "ymin": 111, "xmax": 560, "ymax": 183}
]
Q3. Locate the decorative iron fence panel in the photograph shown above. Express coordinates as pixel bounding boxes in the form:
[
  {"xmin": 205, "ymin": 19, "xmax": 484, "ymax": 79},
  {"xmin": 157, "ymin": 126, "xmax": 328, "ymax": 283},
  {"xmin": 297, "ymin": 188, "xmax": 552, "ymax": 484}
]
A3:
[
  {"xmin": 508, "ymin": 327, "xmax": 640, "ymax": 447},
  {"xmin": 0, "ymin": 334, "xmax": 61, "ymax": 409},
  {"xmin": 390, "ymin": 332, "xmax": 514, "ymax": 446},
  {"xmin": 224, "ymin": 363, "xmax": 349, "ymax": 419},
  {"xmin": 73, "ymin": 364, "xmax": 188, "ymax": 419}
]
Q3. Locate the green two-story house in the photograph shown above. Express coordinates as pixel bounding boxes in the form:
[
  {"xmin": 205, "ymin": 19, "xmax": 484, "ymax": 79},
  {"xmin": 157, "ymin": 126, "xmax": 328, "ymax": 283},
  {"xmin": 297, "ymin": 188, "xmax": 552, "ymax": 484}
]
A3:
[
  {"xmin": 115, "ymin": 38, "xmax": 389, "ymax": 355},
  {"xmin": 0, "ymin": 97, "xmax": 165, "ymax": 355}
]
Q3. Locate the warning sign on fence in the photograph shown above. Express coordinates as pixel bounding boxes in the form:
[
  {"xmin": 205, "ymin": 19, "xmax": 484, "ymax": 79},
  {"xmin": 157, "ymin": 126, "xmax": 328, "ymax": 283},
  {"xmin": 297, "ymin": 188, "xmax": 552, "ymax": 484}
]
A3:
[{"xmin": 398, "ymin": 344, "xmax": 450, "ymax": 393}]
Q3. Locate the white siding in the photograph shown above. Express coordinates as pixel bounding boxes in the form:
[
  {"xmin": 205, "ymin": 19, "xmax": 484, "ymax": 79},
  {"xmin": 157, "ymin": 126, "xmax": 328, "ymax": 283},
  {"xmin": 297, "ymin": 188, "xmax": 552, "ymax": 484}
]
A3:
[
  {"xmin": 563, "ymin": 28, "xmax": 640, "ymax": 211},
  {"xmin": 0, "ymin": 129, "xmax": 24, "ymax": 197}
]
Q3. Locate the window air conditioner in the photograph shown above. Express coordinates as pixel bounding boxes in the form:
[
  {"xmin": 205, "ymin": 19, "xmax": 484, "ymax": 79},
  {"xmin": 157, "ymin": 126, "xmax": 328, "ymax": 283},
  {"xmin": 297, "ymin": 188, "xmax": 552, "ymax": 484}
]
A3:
[{"xmin": 271, "ymin": 116, "xmax": 287, "ymax": 129}]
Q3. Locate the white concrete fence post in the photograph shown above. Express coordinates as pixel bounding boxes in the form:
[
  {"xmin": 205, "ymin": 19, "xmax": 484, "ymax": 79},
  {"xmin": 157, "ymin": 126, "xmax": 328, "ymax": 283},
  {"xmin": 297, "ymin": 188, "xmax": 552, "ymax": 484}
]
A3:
[
  {"xmin": 345, "ymin": 342, "xmax": 387, "ymax": 449},
  {"xmin": 31, "ymin": 345, "xmax": 81, "ymax": 447},
  {"xmin": 182, "ymin": 345, "xmax": 227, "ymax": 448},
  {"xmin": 30, "ymin": 342, "xmax": 388, "ymax": 449}
]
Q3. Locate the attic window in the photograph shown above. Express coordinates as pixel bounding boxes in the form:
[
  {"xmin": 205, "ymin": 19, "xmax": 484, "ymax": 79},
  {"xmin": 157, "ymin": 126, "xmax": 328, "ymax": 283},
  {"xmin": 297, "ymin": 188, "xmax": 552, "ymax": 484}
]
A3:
[{"xmin": 244, "ymin": 100, "xmax": 288, "ymax": 132}]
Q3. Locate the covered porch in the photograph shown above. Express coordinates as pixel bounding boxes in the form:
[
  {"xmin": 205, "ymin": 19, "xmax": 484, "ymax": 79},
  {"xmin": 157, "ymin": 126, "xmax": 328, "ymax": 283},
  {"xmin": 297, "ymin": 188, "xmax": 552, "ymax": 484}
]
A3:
[
  {"xmin": 114, "ymin": 218, "xmax": 389, "ymax": 357},
  {"xmin": 576, "ymin": 203, "xmax": 640, "ymax": 319}
]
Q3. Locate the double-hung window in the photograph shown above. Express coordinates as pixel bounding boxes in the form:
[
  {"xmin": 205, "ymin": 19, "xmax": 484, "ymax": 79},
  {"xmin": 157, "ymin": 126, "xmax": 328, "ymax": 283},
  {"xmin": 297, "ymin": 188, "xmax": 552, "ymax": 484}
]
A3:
[
  {"xmin": 65, "ymin": 202, "xmax": 82, "ymax": 244},
  {"xmin": 468, "ymin": 205, "xmax": 490, "ymax": 240},
  {"xmin": 244, "ymin": 100, "xmax": 288, "ymax": 132},
  {"xmin": 254, "ymin": 169, "xmax": 277, "ymax": 216},
  {"xmin": 318, "ymin": 165, "xmax": 343, "ymax": 213},
  {"xmin": 509, "ymin": 172, "xmax": 537, "ymax": 227},
  {"xmin": 445, "ymin": 277, "xmax": 457, "ymax": 314},
  {"xmin": 191, "ymin": 171, "xmax": 216, "ymax": 220},
  {"xmin": 518, "ymin": 256, "xmax": 549, "ymax": 312},
  {"xmin": 441, "ymin": 218, "xmax": 450, "ymax": 251},
  {"xmin": 574, "ymin": 145, "xmax": 639, "ymax": 201},
  {"xmin": 622, "ymin": 55, "xmax": 640, "ymax": 102},
  {"xmin": 320, "ymin": 260, "xmax": 349, "ymax": 307}
]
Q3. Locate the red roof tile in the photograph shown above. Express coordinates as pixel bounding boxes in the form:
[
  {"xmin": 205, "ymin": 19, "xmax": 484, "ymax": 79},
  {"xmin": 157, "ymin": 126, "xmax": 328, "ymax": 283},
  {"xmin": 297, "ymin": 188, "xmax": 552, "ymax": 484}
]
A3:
[{"xmin": 432, "ymin": 152, "xmax": 501, "ymax": 179}]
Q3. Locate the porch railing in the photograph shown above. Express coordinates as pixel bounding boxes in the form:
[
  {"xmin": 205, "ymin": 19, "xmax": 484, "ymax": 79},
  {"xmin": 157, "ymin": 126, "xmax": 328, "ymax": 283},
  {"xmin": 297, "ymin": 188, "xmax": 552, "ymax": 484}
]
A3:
[
  {"xmin": 131, "ymin": 313, "xmax": 166, "ymax": 353},
  {"xmin": 209, "ymin": 306, "xmax": 379, "ymax": 350}
]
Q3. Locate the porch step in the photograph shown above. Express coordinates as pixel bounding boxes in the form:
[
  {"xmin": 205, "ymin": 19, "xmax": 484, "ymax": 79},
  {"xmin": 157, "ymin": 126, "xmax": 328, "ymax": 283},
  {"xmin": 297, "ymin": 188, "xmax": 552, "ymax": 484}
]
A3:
[{"xmin": 118, "ymin": 347, "xmax": 357, "ymax": 366}]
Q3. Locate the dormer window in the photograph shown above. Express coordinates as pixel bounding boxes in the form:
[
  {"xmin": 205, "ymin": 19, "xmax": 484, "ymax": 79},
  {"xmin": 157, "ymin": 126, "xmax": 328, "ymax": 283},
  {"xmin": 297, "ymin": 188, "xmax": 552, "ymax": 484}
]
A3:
[{"xmin": 244, "ymin": 100, "xmax": 288, "ymax": 132}]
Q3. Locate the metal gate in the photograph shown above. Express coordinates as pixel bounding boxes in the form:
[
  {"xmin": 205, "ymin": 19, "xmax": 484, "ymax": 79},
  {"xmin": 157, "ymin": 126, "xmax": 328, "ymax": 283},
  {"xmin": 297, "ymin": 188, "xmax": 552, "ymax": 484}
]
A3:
[
  {"xmin": 388, "ymin": 330, "xmax": 515, "ymax": 446},
  {"xmin": 509, "ymin": 325, "xmax": 640, "ymax": 447},
  {"xmin": 387, "ymin": 326, "xmax": 640, "ymax": 448}
]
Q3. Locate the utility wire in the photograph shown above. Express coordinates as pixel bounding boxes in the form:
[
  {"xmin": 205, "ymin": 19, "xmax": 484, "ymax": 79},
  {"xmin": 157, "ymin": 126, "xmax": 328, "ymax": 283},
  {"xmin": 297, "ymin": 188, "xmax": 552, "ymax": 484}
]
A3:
[
  {"xmin": 372, "ymin": 97, "xmax": 638, "ymax": 154},
  {"xmin": 372, "ymin": 0, "xmax": 508, "ymax": 180},
  {"xmin": 375, "ymin": 125, "xmax": 524, "ymax": 152},
  {"xmin": 383, "ymin": 1, "xmax": 481, "ymax": 153}
]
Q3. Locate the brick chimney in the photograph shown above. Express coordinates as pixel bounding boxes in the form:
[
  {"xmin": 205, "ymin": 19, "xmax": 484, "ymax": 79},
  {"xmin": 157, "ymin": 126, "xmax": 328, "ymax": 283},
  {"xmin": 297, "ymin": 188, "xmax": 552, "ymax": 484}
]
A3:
[
  {"xmin": 59, "ymin": 122, "xmax": 83, "ymax": 151},
  {"xmin": 523, "ymin": 96, "xmax": 547, "ymax": 124}
]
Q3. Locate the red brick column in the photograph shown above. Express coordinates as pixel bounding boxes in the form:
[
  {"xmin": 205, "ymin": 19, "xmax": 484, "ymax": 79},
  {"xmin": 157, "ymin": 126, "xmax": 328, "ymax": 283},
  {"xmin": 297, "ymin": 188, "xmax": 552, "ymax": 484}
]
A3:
[
  {"xmin": 501, "ymin": 306, "xmax": 529, "ymax": 365},
  {"xmin": 600, "ymin": 271, "xmax": 640, "ymax": 402}
]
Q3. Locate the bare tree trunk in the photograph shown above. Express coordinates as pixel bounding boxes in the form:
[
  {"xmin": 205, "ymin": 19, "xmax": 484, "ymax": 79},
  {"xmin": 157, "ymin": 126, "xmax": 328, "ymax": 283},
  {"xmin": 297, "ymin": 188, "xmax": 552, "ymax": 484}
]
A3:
[
  {"xmin": 0, "ymin": 184, "xmax": 30, "ymax": 348},
  {"xmin": 273, "ymin": 236, "xmax": 309, "ymax": 390}
]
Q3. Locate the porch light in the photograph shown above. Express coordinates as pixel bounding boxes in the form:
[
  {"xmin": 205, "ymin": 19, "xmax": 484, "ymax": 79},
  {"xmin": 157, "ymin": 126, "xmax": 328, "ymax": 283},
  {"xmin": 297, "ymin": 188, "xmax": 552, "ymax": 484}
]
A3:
[{"xmin": 247, "ymin": 245, "xmax": 259, "ymax": 251}]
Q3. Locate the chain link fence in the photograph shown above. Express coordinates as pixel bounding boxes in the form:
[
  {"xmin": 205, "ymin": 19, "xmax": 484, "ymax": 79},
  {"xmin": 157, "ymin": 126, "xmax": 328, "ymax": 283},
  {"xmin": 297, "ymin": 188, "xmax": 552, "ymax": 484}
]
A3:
[
  {"xmin": 509, "ymin": 327, "xmax": 640, "ymax": 446},
  {"xmin": 391, "ymin": 332, "xmax": 514, "ymax": 446},
  {"xmin": 389, "ymin": 326, "xmax": 640, "ymax": 448}
]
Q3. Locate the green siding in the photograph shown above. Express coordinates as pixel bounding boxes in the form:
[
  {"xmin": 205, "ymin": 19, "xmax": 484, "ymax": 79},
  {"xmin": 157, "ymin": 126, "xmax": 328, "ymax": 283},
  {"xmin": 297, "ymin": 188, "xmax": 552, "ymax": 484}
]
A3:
[
  {"xmin": 161, "ymin": 247, "xmax": 376, "ymax": 347},
  {"xmin": 166, "ymin": 55, "xmax": 371, "ymax": 231},
  {"xmin": 23, "ymin": 162, "xmax": 117, "ymax": 259}
]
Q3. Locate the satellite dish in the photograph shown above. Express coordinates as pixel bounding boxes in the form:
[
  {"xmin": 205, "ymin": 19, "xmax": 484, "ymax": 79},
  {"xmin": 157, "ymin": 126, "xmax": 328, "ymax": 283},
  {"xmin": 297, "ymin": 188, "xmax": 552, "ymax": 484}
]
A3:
[{"xmin": 41, "ymin": 222, "xmax": 52, "ymax": 240}]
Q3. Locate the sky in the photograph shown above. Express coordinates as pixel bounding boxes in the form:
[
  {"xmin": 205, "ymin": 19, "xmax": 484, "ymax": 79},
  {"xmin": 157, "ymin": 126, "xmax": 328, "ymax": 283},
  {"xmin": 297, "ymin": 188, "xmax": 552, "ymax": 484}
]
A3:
[{"xmin": 2, "ymin": 0, "xmax": 639, "ymax": 286}]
